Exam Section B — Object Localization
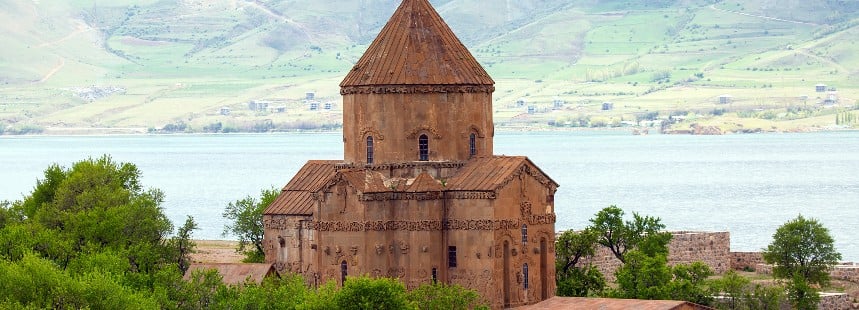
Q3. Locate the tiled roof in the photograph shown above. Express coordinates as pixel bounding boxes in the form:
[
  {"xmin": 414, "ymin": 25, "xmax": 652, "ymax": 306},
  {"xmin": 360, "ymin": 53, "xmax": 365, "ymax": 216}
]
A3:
[
  {"xmin": 340, "ymin": 0, "xmax": 493, "ymax": 87},
  {"xmin": 184, "ymin": 263, "xmax": 276, "ymax": 286},
  {"xmin": 517, "ymin": 297, "xmax": 715, "ymax": 310},
  {"xmin": 264, "ymin": 160, "xmax": 340, "ymax": 216},
  {"xmin": 446, "ymin": 156, "xmax": 558, "ymax": 191},
  {"xmin": 283, "ymin": 160, "xmax": 340, "ymax": 191},
  {"xmin": 406, "ymin": 171, "xmax": 443, "ymax": 192},
  {"xmin": 264, "ymin": 191, "xmax": 315, "ymax": 216},
  {"xmin": 339, "ymin": 169, "xmax": 390, "ymax": 193}
]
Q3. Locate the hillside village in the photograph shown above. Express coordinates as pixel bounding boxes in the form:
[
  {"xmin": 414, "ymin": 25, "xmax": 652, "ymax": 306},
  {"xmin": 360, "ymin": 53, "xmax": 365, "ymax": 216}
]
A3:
[{"xmin": 1, "ymin": 0, "xmax": 858, "ymax": 134}]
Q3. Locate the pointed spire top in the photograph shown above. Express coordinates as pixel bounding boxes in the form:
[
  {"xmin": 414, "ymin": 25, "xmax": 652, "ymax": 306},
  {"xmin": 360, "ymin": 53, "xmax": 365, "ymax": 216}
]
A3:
[{"xmin": 340, "ymin": 0, "xmax": 494, "ymax": 89}]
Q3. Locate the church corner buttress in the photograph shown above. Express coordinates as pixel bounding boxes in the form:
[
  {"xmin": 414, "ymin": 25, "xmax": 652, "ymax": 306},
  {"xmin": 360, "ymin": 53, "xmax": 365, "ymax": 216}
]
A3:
[{"xmin": 262, "ymin": 0, "xmax": 558, "ymax": 308}]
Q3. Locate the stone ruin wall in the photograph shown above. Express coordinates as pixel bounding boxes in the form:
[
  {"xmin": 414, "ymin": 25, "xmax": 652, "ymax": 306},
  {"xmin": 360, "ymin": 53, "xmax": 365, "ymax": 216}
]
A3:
[
  {"xmin": 756, "ymin": 262, "xmax": 859, "ymax": 283},
  {"xmin": 579, "ymin": 231, "xmax": 731, "ymax": 281},
  {"xmin": 729, "ymin": 251, "xmax": 765, "ymax": 271}
]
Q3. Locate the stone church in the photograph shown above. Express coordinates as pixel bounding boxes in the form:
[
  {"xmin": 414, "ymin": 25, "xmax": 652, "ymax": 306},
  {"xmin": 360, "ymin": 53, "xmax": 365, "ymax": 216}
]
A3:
[{"xmin": 262, "ymin": 0, "xmax": 558, "ymax": 307}]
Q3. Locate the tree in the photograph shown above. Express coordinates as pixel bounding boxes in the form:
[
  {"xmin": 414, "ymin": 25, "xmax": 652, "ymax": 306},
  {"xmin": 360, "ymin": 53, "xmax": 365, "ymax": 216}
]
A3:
[
  {"xmin": 589, "ymin": 205, "xmax": 672, "ymax": 263},
  {"xmin": 334, "ymin": 276, "xmax": 410, "ymax": 310},
  {"xmin": 555, "ymin": 229, "xmax": 605, "ymax": 297},
  {"xmin": 222, "ymin": 187, "xmax": 279, "ymax": 263},
  {"xmin": 762, "ymin": 215, "xmax": 841, "ymax": 286},
  {"xmin": 406, "ymin": 283, "xmax": 489, "ymax": 310},
  {"xmin": 170, "ymin": 216, "xmax": 198, "ymax": 275}
]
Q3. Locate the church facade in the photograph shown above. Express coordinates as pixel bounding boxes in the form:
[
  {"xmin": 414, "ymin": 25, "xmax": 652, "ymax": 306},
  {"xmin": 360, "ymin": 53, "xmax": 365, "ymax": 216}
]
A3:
[{"xmin": 262, "ymin": 0, "xmax": 558, "ymax": 307}]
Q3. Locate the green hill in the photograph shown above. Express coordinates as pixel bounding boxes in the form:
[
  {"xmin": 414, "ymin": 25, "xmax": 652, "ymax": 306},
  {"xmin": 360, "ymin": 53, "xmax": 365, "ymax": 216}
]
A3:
[{"xmin": 1, "ymin": 0, "xmax": 858, "ymax": 134}]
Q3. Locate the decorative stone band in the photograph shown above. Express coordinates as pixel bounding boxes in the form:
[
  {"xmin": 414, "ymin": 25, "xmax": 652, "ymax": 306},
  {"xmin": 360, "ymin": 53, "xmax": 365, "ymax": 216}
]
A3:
[
  {"xmin": 358, "ymin": 191, "xmax": 496, "ymax": 201},
  {"xmin": 263, "ymin": 215, "xmax": 556, "ymax": 231},
  {"xmin": 340, "ymin": 84, "xmax": 495, "ymax": 95},
  {"xmin": 334, "ymin": 161, "xmax": 467, "ymax": 171}
]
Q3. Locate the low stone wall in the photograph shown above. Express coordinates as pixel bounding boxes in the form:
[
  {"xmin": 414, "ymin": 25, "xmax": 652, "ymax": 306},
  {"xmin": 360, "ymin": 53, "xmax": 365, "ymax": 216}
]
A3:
[
  {"xmin": 578, "ymin": 231, "xmax": 731, "ymax": 281},
  {"xmin": 830, "ymin": 263, "xmax": 859, "ymax": 283},
  {"xmin": 757, "ymin": 262, "xmax": 859, "ymax": 283},
  {"xmin": 818, "ymin": 293, "xmax": 853, "ymax": 310},
  {"xmin": 730, "ymin": 252, "xmax": 764, "ymax": 271}
]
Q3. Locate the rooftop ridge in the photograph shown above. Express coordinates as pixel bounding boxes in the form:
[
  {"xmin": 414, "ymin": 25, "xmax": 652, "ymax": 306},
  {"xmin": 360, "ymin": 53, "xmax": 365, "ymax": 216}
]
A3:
[{"xmin": 340, "ymin": 0, "xmax": 494, "ymax": 88}]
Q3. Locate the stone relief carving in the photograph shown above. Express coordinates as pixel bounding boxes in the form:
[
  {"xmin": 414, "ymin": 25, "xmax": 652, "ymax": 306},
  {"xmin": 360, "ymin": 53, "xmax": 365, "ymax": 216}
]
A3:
[
  {"xmin": 359, "ymin": 127, "xmax": 385, "ymax": 141},
  {"xmin": 400, "ymin": 242, "xmax": 410, "ymax": 254},
  {"xmin": 340, "ymin": 85, "xmax": 495, "ymax": 95},
  {"xmin": 350, "ymin": 245, "xmax": 358, "ymax": 255},
  {"xmin": 375, "ymin": 244, "xmax": 384, "ymax": 255},
  {"xmin": 405, "ymin": 125, "xmax": 442, "ymax": 139}
]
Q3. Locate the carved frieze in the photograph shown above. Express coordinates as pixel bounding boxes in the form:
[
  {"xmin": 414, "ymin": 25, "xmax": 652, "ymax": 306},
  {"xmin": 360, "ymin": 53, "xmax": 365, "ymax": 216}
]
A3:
[
  {"xmin": 305, "ymin": 218, "xmax": 535, "ymax": 232},
  {"xmin": 360, "ymin": 127, "xmax": 385, "ymax": 140},
  {"xmin": 340, "ymin": 85, "xmax": 495, "ymax": 95},
  {"xmin": 406, "ymin": 125, "xmax": 443, "ymax": 140}
]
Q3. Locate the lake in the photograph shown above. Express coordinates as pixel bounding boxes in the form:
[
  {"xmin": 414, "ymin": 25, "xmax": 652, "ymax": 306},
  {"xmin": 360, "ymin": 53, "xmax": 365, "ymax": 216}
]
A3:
[{"xmin": 2, "ymin": 131, "xmax": 858, "ymax": 260}]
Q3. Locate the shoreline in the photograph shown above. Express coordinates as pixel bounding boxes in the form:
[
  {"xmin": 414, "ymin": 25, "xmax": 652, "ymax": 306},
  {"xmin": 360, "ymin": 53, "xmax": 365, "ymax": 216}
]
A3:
[{"xmin": 2, "ymin": 125, "xmax": 857, "ymax": 138}]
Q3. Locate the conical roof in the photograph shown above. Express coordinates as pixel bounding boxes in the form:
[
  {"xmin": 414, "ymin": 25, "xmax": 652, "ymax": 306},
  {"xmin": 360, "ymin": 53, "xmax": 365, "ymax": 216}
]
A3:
[{"xmin": 340, "ymin": 0, "xmax": 494, "ymax": 89}]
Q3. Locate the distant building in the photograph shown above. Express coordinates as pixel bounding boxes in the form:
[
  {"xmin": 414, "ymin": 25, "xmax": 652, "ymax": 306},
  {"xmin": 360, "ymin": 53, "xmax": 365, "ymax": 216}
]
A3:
[
  {"xmin": 324, "ymin": 102, "xmax": 334, "ymax": 110},
  {"xmin": 718, "ymin": 95, "xmax": 732, "ymax": 104},
  {"xmin": 274, "ymin": 106, "xmax": 286, "ymax": 113},
  {"xmin": 248, "ymin": 100, "xmax": 270, "ymax": 112},
  {"xmin": 516, "ymin": 98, "xmax": 526, "ymax": 107},
  {"xmin": 552, "ymin": 97, "xmax": 565, "ymax": 110},
  {"xmin": 220, "ymin": 107, "xmax": 231, "ymax": 115},
  {"xmin": 823, "ymin": 92, "xmax": 839, "ymax": 105},
  {"xmin": 816, "ymin": 84, "xmax": 827, "ymax": 93},
  {"xmin": 602, "ymin": 102, "xmax": 614, "ymax": 111},
  {"xmin": 309, "ymin": 102, "xmax": 319, "ymax": 111},
  {"xmin": 306, "ymin": 91, "xmax": 316, "ymax": 100},
  {"xmin": 527, "ymin": 105, "xmax": 536, "ymax": 114}
]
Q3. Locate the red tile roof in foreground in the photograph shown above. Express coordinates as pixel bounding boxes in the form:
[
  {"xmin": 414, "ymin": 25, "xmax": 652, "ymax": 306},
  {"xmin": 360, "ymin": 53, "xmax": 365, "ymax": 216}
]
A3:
[
  {"xmin": 184, "ymin": 263, "xmax": 276, "ymax": 286},
  {"xmin": 340, "ymin": 0, "xmax": 494, "ymax": 87},
  {"xmin": 517, "ymin": 297, "xmax": 715, "ymax": 310}
]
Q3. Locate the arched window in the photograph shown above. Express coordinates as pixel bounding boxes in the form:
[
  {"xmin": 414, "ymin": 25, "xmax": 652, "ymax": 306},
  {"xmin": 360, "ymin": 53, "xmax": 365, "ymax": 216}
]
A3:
[
  {"xmin": 521, "ymin": 224, "xmax": 528, "ymax": 247},
  {"xmin": 469, "ymin": 133, "xmax": 477, "ymax": 157},
  {"xmin": 523, "ymin": 263, "xmax": 529, "ymax": 289},
  {"xmin": 366, "ymin": 136, "xmax": 374, "ymax": 164},
  {"xmin": 419, "ymin": 134, "xmax": 429, "ymax": 161},
  {"xmin": 340, "ymin": 261, "xmax": 348, "ymax": 284},
  {"xmin": 431, "ymin": 268, "xmax": 437, "ymax": 284}
]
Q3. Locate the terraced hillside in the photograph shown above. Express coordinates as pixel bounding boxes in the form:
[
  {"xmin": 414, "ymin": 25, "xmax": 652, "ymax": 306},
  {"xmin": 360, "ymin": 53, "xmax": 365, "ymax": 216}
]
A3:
[{"xmin": 1, "ymin": 0, "xmax": 857, "ymax": 134}]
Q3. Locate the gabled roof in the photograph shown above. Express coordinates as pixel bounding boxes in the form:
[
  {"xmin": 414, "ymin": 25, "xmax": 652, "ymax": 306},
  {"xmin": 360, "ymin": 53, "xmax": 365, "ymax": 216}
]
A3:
[
  {"xmin": 446, "ymin": 156, "xmax": 558, "ymax": 192},
  {"xmin": 264, "ymin": 160, "xmax": 340, "ymax": 216},
  {"xmin": 340, "ymin": 0, "xmax": 493, "ymax": 87},
  {"xmin": 265, "ymin": 191, "xmax": 315, "ymax": 216},
  {"xmin": 184, "ymin": 263, "xmax": 276, "ymax": 286},
  {"xmin": 518, "ymin": 297, "xmax": 715, "ymax": 310},
  {"xmin": 406, "ymin": 171, "xmax": 443, "ymax": 192},
  {"xmin": 338, "ymin": 169, "xmax": 390, "ymax": 193},
  {"xmin": 283, "ymin": 160, "xmax": 340, "ymax": 191}
]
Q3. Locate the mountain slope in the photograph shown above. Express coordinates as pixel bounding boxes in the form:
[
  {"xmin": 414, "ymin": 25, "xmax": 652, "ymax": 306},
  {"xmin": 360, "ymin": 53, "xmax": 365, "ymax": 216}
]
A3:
[{"xmin": 1, "ymin": 0, "xmax": 858, "ymax": 133}]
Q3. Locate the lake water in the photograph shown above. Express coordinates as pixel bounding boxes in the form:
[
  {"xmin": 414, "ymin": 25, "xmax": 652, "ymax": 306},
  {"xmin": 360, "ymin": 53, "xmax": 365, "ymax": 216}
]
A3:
[{"xmin": 1, "ymin": 131, "xmax": 858, "ymax": 260}]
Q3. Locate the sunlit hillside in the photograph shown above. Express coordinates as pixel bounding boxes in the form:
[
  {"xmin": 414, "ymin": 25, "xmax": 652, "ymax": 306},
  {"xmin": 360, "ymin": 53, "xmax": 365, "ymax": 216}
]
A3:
[{"xmin": 1, "ymin": 0, "xmax": 857, "ymax": 134}]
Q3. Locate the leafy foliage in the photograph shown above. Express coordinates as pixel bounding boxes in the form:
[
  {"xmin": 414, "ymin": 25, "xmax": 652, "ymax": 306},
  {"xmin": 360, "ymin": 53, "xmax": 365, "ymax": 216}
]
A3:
[
  {"xmin": 222, "ymin": 187, "xmax": 279, "ymax": 263},
  {"xmin": 334, "ymin": 276, "xmax": 410, "ymax": 310},
  {"xmin": 555, "ymin": 229, "xmax": 605, "ymax": 297},
  {"xmin": 556, "ymin": 264, "xmax": 606, "ymax": 297},
  {"xmin": 407, "ymin": 282, "xmax": 489, "ymax": 310},
  {"xmin": 762, "ymin": 215, "xmax": 841, "ymax": 286},
  {"xmin": 589, "ymin": 205, "xmax": 672, "ymax": 263}
]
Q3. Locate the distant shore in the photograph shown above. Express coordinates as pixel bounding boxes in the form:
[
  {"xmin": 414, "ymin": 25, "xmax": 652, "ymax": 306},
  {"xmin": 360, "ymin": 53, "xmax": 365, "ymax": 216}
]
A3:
[{"xmin": 2, "ymin": 125, "xmax": 855, "ymax": 137}]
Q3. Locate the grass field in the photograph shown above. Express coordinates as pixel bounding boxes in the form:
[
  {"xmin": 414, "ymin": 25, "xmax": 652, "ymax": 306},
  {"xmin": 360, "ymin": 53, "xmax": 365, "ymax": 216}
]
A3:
[{"xmin": 1, "ymin": 0, "xmax": 857, "ymax": 134}]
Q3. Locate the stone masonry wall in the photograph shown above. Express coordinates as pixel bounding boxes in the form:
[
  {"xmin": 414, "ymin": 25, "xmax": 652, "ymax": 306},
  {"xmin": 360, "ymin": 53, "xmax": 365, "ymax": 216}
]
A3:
[
  {"xmin": 578, "ymin": 231, "xmax": 731, "ymax": 281},
  {"xmin": 730, "ymin": 252, "xmax": 765, "ymax": 271}
]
